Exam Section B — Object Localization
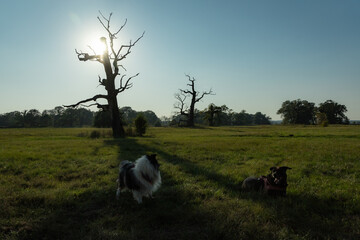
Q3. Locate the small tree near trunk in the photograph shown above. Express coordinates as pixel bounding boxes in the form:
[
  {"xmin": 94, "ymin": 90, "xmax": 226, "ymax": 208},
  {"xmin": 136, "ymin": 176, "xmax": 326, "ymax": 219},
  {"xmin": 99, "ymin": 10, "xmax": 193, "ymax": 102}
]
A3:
[{"xmin": 64, "ymin": 12, "xmax": 144, "ymax": 138}]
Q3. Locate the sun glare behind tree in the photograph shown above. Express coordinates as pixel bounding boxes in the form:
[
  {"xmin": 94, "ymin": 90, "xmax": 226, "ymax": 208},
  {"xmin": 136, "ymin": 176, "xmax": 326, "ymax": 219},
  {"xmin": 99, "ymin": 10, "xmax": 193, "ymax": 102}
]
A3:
[
  {"xmin": 64, "ymin": 12, "xmax": 144, "ymax": 138},
  {"xmin": 88, "ymin": 37, "xmax": 107, "ymax": 54}
]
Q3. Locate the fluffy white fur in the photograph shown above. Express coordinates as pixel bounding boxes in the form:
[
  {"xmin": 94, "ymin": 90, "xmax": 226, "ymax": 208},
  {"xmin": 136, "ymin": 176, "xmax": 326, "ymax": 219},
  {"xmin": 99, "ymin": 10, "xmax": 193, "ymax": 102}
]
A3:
[{"xmin": 116, "ymin": 155, "xmax": 161, "ymax": 204}]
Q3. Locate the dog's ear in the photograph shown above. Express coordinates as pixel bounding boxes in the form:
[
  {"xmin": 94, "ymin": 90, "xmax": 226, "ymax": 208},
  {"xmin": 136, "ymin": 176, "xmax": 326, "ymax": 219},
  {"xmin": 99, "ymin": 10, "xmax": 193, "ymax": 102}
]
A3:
[
  {"xmin": 281, "ymin": 166, "xmax": 292, "ymax": 171},
  {"xmin": 146, "ymin": 154, "xmax": 157, "ymax": 160},
  {"xmin": 270, "ymin": 167, "xmax": 277, "ymax": 171}
]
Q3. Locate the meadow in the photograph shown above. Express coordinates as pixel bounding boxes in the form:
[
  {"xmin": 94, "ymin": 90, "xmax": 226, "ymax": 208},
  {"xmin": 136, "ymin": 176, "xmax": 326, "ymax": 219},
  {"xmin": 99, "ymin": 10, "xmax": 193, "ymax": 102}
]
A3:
[{"xmin": 0, "ymin": 125, "xmax": 359, "ymax": 239}]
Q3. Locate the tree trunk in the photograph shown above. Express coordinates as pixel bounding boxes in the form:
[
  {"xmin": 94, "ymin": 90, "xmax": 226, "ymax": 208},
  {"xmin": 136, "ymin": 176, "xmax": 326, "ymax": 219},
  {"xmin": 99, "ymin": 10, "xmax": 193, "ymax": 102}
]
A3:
[
  {"xmin": 109, "ymin": 98, "xmax": 124, "ymax": 138},
  {"xmin": 188, "ymin": 100, "xmax": 195, "ymax": 127},
  {"xmin": 103, "ymin": 52, "xmax": 125, "ymax": 138}
]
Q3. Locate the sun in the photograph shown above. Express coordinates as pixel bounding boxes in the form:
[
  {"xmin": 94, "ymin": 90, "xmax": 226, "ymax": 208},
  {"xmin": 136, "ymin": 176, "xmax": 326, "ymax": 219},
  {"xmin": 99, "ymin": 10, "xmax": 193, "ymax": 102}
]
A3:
[{"xmin": 88, "ymin": 37, "xmax": 107, "ymax": 54}]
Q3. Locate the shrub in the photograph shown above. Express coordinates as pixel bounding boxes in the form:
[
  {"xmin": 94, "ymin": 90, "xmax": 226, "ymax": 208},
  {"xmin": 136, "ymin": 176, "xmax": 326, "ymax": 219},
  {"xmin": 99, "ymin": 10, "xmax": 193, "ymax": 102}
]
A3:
[
  {"xmin": 316, "ymin": 112, "xmax": 329, "ymax": 127},
  {"xmin": 321, "ymin": 120, "xmax": 329, "ymax": 127},
  {"xmin": 134, "ymin": 114, "xmax": 147, "ymax": 136},
  {"xmin": 125, "ymin": 125, "xmax": 135, "ymax": 137},
  {"xmin": 90, "ymin": 130, "xmax": 101, "ymax": 139}
]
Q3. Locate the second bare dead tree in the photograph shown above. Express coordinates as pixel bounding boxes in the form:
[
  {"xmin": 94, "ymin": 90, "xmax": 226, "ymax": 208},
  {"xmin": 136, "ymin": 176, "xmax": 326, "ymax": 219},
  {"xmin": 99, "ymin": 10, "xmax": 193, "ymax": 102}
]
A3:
[
  {"xmin": 64, "ymin": 12, "xmax": 144, "ymax": 138},
  {"xmin": 175, "ymin": 75, "xmax": 213, "ymax": 127}
]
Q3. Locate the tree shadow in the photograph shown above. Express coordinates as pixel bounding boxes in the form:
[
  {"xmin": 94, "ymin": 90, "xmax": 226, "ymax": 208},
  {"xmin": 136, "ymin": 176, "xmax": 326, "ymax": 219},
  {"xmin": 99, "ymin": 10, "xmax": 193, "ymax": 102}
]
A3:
[
  {"xmin": 23, "ymin": 138, "xmax": 216, "ymax": 240},
  {"xmin": 24, "ymin": 137, "xmax": 357, "ymax": 239},
  {"xmin": 102, "ymin": 137, "xmax": 357, "ymax": 239}
]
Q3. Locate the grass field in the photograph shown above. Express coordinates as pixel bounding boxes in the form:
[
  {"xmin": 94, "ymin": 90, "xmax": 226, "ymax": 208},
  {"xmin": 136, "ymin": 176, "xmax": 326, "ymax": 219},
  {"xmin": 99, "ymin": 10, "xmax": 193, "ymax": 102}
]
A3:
[{"xmin": 0, "ymin": 126, "xmax": 359, "ymax": 239}]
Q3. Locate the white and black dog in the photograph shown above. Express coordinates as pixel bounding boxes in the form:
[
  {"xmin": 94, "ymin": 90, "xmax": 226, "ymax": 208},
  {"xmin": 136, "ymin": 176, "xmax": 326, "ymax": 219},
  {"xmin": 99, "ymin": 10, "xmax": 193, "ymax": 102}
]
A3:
[{"xmin": 116, "ymin": 154, "xmax": 161, "ymax": 203}]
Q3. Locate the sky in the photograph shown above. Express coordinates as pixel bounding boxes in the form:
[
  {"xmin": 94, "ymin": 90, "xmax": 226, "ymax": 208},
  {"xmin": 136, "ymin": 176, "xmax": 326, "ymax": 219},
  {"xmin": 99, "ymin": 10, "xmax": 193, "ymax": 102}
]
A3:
[{"xmin": 0, "ymin": 0, "xmax": 359, "ymax": 120}]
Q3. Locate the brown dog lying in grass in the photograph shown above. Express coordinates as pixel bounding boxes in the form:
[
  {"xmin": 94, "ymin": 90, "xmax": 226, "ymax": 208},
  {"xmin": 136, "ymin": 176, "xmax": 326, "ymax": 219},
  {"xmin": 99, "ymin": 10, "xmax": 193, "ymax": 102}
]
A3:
[{"xmin": 242, "ymin": 166, "xmax": 292, "ymax": 196}]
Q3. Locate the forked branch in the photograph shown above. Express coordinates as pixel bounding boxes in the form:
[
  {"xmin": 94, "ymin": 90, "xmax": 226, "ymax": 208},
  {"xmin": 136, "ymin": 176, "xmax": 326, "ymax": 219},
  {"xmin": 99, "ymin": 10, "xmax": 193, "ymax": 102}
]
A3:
[
  {"xmin": 97, "ymin": 11, "xmax": 144, "ymax": 76},
  {"xmin": 174, "ymin": 92, "xmax": 189, "ymax": 116},
  {"xmin": 116, "ymin": 73, "xmax": 139, "ymax": 93}
]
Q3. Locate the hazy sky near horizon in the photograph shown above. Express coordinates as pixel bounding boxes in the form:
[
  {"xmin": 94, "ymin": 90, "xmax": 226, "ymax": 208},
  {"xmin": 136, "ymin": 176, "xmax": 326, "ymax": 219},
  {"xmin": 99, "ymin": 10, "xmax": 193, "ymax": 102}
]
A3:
[{"xmin": 1, "ymin": 0, "xmax": 359, "ymax": 120}]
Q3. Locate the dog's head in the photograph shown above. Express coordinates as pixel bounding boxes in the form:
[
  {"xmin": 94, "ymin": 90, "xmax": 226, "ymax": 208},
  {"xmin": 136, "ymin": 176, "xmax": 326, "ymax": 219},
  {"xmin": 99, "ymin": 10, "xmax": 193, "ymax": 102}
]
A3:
[
  {"xmin": 268, "ymin": 166, "xmax": 291, "ymax": 187},
  {"xmin": 147, "ymin": 154, "xmax": 160, "ymax": 171}
]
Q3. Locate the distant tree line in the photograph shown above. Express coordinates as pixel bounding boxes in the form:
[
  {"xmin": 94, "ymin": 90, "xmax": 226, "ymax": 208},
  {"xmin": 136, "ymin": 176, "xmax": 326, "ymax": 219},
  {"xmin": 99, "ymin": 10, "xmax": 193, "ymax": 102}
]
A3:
[
  {"xmin": 171, "ymin": 103, "xmax": 271, "ymax": 126},
  {"xmin": 0, "ymin": 106, "xmax": 161, "ymax": 128},
  {"xmin": 277, "ymin": 99, "xmax": 350, "ymax": 125},
  {"xmin": 0, "ymin": 99, "xmax": 351, "ymax": 128},
  {"xmin": 94, "ymin": 106, "xmax": 161, "ymax": 128},
  {"xmin": 0, "ymin": 107, "xmax": 93, "ymax": 128}
]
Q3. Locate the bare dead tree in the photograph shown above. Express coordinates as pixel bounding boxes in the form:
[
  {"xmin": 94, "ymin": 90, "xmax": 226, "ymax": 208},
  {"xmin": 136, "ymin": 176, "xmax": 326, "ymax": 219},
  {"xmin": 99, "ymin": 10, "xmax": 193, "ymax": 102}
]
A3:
[
  {"xmin": 173, "ymin": 92, "xmax": 188, "ymax": 126},
  {"xmin": 175, "ymin": 74, "xmax": 214, "ymax": 127},
  {"xmin": 64, "ymin": 12, "xmax": 144, "ymax": 138}
]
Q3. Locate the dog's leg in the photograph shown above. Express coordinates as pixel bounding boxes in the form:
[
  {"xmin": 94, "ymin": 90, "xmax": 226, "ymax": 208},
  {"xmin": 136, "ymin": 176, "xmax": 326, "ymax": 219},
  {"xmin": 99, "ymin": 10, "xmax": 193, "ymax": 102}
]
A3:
[
  {"xmin": 116, "ymin": 179, "xmax": 121, "ymax": 200},
  {"xmin": 116, "ymin": 188, "xmax": 121, "ymax": 200},
  {"xmin": 133, "ymin": 191, "xmax": 143, "ymax": 204},
  {"xmin": 146, "ymin": 192, "xmax": 154, "ymax": 199}
]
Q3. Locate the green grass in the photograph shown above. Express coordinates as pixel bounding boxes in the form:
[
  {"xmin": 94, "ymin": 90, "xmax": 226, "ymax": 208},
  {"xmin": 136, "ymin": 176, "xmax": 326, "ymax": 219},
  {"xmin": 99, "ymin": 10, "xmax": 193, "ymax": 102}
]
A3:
[{"xmin": 0, "ymin": 126, "xmax": 359, "ymax": 239}]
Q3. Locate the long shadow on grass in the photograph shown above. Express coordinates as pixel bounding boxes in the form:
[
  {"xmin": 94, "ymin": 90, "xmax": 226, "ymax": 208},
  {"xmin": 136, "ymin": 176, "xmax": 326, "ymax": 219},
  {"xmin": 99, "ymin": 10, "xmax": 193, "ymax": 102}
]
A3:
[
  {"xmin": 108, "ymin": 138, "xmax": 358, "ymax": 239},
  {"xmin": 24, "ymin": 137, "xmax": 357, "ymax": 240},
  {"xmin": 105, "ymin": 138, "xmax": 358, "ymax": 239},
  {"xmin": 23, "ymin": 138, "xmax": 219, "ymax": 240},
  {"xmin": 114, "ymin": 137, "xmax": 359, "ymax": 239}
]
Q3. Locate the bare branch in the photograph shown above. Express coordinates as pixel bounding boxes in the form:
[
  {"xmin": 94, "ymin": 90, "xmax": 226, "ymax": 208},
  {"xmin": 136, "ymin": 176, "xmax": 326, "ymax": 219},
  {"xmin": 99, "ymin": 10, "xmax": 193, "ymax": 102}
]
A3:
[
  {"xmin": 185, "ymin": 74, "xmax": 195, "ymax": 82},
  {"xmin": 64, "ymin": 94, "xmax": 108, "ymax": 108},
  {"xmin": 116, "ymin": 73, "xmax": 139, "ymax": 93},
  {"xmin": 116, "ymin": 31, "xmax": 145, "ymax": 61},
  {"xmin": 98, "ymin": 75, "xmax": 107, "ymax": 87},
  {"xmin": 98, "ymin": 11, "xmax": 112, "ymax": 34},
  {"xmin": 118, "ymin": 64, "xmax": 127, "ymax": 72},
  {"xmin": 96, "ymin": 12, "xmax": 144, "ymax": 78},
  {"xmin": 75, "ymin": 49, "xmax": 102, "ymax": 62},
  {"xmin": 97, "ymin": 17, "xmax": 113, "ymax": 41},
  {"xmin": 82, "ymin": 102, "xmax": 109, "ymax": 110},
  {"xmin": 195, "ymin": 88, "xmax": 214, "ymax": 103},
  {"xmin": 174, "ymin": 92, "xmax": 188, "ymax": 116},
  {"xmin": 114, "ymin": 18, "xmax": 127, "ymax": 37},
  {"xmin": 180, "ymin": 89, "xmax": 192, "ymax": 95},
  {"xmin": 97, "ymin": 12, "xmax": 127, "ymax": 40},
  {"xmin": 87, "ymin": 45, "xmax": 96, "ymax": 55},
  {"xmin": 99, "ymin": 11, "xmax": 110, "ymax": 22}
]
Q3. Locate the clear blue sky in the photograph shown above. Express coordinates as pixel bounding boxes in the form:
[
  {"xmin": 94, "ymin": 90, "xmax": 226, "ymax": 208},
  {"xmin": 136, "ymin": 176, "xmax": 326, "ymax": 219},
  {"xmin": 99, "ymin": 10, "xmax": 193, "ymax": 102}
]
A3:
[{"xmin": 1, "ymin": 0, "xmax": 359, "ymax": 120}]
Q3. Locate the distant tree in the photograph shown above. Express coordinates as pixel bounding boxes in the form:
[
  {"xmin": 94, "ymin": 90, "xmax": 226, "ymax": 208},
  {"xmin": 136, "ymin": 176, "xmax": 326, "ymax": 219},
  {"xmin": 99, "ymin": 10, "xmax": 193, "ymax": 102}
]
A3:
[
  {"xmin": 318, "ymin": 100, "xmax": 349, "ymax": 124},
  {"xmin": 204, "ymin": 104, "xmax": 228, "ymax": 126},
  {"xmin": 141, "ymin": 110, "xmax": 160, "ymax": 126},
  {"xmin": 94, "ymin": 110, "xmax": 112, "ymax": 128},
  {"xmin": 277, "ymin": 99, "xmax": 316, "ymax": 124},
  {"xmin": 40, "ymin": 110, "xmax": 53, "ymax": 127},
  {"xmin": 24, "ymin": 109, "xmax": 41, "ymax": 127},
  {"xmin": 316, "ymin": 112, "xmax": 328, "ymax": 126},
  {"xmin": 160, "ymin": 116, "xmax": 171, "ymax": 126},
  {"xmin": 253, "ymin": 112, "xmax": 271, "ymax": 125},
  {"xmin": 134, "ymin": 114, "xmax": 147, "ymax": 136},
  {"xmin": 154, "ymin": 119, "xmax": 162, "ymax": 127},
  {"xmin": 120, "ymin": 107, "xmax": 161, "ymax": 126},
  {"xmin": 215, "ymin": 105, "xmax": 231, "ymax": 126},
  {"xmin": 175, "ymin": 75, "xmax": 213, "ymax": 127},
  {"xmin": 0, "ymin": 111, "xmax": 23, "ymax": 128},
  {"xmin": 232, "ymin": 110, "xmax": 253, "ymax": 125},
  {"xmin": 204, "ymin": 104, "xmax": 220, "ymax": 126},
  {"xmin": 64, "ymin": 12, "xmax": 144, "ymax": 138},
  {"xmin": 120, "ymin": 106, "xmax": 138, "ymax": 125}
]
